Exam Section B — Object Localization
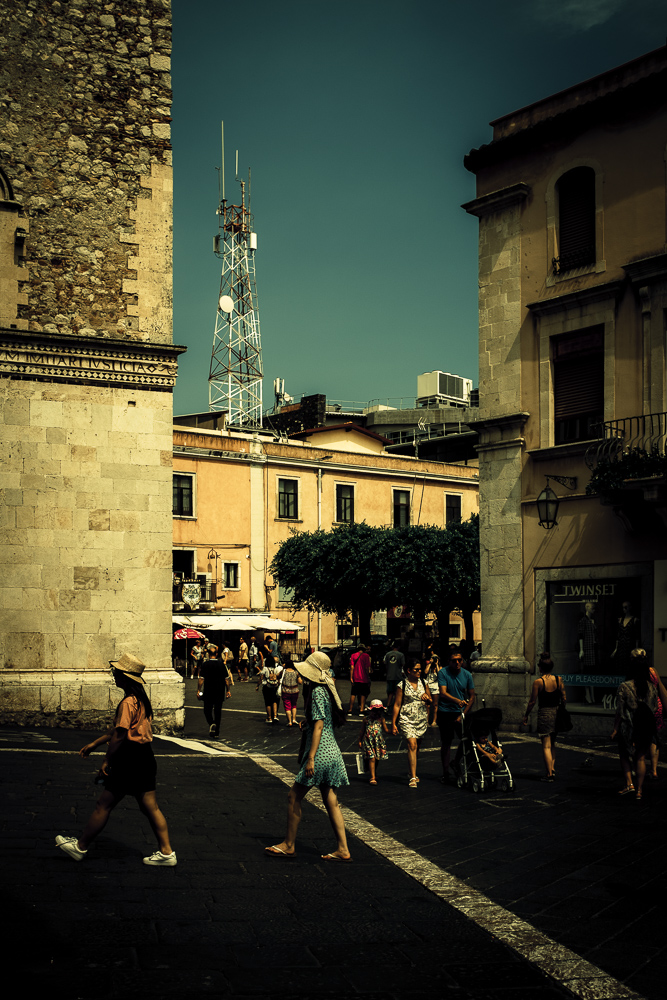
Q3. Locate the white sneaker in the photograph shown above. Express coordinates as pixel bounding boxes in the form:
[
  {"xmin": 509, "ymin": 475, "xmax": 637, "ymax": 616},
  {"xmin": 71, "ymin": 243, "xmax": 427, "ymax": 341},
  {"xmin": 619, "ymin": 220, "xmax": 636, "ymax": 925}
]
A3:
[
  {"xmin": 143, "ymin": 850, "xmax": 177, "ymax": 866},
  {"xmin": 56, "ymin": 835, "xmax": 87, "ymax": 861}
]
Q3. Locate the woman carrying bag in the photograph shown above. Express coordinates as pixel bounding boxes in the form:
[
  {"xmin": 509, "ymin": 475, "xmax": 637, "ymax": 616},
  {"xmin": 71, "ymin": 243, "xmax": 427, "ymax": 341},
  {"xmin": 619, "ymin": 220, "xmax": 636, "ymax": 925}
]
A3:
[
  {"xmin": 523, "ymin": 652, "xmax": 567, "ymax": 783},
  {"xmin": 264, "ymin": 651, "xmax": 351, "ymax": 862},
  {"xmin": 56, "ymin": 654, "xmax": 176, "ymax": 866}
]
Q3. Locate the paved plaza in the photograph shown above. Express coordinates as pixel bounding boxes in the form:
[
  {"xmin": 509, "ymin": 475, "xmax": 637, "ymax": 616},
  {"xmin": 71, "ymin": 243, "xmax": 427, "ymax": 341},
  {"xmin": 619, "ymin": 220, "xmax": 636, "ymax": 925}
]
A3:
[{"xmin": 2, "ymin": 677, "xmax": 665, "ymax": 999}]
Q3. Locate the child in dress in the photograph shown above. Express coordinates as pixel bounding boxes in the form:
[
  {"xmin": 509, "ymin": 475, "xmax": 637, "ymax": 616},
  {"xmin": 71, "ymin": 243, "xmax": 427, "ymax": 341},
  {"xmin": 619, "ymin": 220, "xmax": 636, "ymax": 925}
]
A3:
[{"xmin": 358, "ymin": 699, "xmax": 389, "ymax": 785}]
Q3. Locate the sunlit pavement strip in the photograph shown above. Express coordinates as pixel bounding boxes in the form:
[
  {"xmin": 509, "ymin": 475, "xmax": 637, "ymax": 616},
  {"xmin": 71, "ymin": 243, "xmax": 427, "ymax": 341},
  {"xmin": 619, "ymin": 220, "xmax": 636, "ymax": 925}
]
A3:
[{"xmin": 250, "ymin": 751, "xmax": 643, "ymax": 1000}]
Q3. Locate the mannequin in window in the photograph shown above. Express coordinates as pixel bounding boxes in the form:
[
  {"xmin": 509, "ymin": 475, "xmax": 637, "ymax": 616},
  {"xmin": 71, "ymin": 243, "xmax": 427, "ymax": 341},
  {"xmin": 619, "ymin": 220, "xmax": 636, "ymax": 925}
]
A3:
[
  {"xmin": 611, "ymin": 600, "xmax": 641, "ymax": 675},
  {"xmin": 578, "ymin": 601, "xmax": 600, "ymax": 705}
]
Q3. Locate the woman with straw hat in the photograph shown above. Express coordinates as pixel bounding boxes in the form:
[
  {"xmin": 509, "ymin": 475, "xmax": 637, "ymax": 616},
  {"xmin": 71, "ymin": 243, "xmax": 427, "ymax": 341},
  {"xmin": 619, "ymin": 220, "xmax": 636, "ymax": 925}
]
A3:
[
  {"xmin": 55, "ymin": 654, "xmax": 177, "ymax": 866},
  {"xmin": 265, "ymin": 651, "xmax": 352, "ymax": 862}
]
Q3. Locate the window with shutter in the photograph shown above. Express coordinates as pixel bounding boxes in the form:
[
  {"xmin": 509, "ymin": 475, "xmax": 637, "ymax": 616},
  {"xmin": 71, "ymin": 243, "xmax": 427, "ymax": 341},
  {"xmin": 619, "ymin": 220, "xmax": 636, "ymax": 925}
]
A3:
[
  {"xmin": 552, "ymin": 326, "xmax": 604, "ymax": 443},
  {"xmin": 553, "ymin": 167, "xmax": 596, "ymax": 274}
]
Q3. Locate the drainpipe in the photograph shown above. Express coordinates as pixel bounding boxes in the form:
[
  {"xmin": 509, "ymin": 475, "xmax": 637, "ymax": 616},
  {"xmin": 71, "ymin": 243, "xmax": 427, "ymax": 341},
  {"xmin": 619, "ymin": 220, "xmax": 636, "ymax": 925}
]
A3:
[{"xmin": 317, "ymin": 466, "xmax": 322, "ymax": 648}]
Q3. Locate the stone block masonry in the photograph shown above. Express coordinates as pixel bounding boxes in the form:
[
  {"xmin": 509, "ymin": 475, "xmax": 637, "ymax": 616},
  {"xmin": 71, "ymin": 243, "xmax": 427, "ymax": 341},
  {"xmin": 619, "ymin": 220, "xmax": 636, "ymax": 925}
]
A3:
[
  {"xmin": 0, "ymin": 0, "xmax": 185, "ymax": 729},
  {"xmin": 0, "ymin": 0, "xmax": 172, "ymax": 341}
]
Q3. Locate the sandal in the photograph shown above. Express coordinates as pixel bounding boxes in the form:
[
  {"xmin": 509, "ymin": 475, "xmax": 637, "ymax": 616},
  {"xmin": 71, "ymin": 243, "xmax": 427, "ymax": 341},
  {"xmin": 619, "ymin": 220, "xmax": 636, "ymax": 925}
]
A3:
[
  {"xmin": 408, "ymin": 778, "xmax": 418, "ymax": 788},
  {"xmin": 369, "ymin": 779, "xmax": 377, "ymax": 785},
  {"xmin": 618, "ymin": 785, "xmax": 635, "ymax": 795},
  {"xmin": 636, "ymin": 790, "xmax": 643, "ymax": 801}
]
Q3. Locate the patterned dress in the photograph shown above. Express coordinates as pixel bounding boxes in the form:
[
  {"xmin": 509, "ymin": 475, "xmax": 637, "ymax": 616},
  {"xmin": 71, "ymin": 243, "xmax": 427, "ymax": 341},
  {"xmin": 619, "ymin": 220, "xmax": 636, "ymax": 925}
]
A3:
[
  {"xmin": 397, "ymin": 679, "xmax": 429, "ymax": 740},
  {"xmin": 295, "ymin": 686, "xmax": 349, "ymax": 789},
  {"xmin": 361, "ymin": 716, "xmax": 388, "ymax": 761}
]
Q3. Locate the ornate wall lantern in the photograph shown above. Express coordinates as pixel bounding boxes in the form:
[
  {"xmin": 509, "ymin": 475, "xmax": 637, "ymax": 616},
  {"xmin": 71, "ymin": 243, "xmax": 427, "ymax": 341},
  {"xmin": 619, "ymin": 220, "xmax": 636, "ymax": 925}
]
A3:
[{"xmin": 536, "ymin": 476, "xmax": 577, "ymax": 529}]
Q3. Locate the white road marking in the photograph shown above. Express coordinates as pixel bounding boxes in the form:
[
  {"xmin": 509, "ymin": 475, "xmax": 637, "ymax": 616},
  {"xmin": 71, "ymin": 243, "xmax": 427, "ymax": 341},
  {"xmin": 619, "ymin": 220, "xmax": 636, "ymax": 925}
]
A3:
[{"xmin": 249, "ymin": 752, "xmax": 643, "ymax": 1000}]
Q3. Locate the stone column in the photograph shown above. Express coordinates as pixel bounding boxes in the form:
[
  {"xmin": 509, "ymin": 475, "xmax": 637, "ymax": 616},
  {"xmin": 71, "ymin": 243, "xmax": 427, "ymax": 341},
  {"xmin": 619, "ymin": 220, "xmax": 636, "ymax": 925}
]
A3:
[{"xmin": 0, "ymin": 0, "xmax": 185, "ymax": 730}]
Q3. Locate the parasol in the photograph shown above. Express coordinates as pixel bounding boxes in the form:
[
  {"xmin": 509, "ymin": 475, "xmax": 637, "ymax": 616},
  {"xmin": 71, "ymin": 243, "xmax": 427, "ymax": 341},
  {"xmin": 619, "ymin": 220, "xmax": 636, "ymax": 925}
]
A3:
[{"xmin": 173, "ymin": 628, "xmax": 205, "ymax": 641}]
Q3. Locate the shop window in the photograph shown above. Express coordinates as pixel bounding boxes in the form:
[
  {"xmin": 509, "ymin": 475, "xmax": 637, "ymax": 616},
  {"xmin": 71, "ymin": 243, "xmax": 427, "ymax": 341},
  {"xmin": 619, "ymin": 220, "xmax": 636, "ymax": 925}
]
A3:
[
  {"xmin": 393, "ymin": 489, "xmax": 410, "ymax": 527},
  {"xmin": 553, "ymin": 167, "xmax": 596, "ymax": 274},
  {"xmin": 173, "ymin": 473, "xmax": 194, "ymax": 517},
  {"xmin": 278, "ymin": 478, "xmax": 298, "ymax": 519},
  {"xmin": 223, "ymin": 562, "xmax": 239, "ymax": 589},
  {"xmin": 445, "ymin": 493, "xmax": 462, "ymax": 524},
  {"xmin": 335, "ymin": 483, "xmax": 354, "ymax": 523},
  {"xmin": 552, "ymin": 326, "xmax": 604, "ymax": 444}
]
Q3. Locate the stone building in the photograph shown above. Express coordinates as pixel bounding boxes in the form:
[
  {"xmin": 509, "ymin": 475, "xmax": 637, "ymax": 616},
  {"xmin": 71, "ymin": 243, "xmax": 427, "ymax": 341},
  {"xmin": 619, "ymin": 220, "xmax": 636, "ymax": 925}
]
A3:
[
  {"xmin": 0, "ymin": 0, "xmax": 185, "ymax": 728},
  {"xmin": 463, "ymin": 45, "xmax": 667, "ymax": 731}
]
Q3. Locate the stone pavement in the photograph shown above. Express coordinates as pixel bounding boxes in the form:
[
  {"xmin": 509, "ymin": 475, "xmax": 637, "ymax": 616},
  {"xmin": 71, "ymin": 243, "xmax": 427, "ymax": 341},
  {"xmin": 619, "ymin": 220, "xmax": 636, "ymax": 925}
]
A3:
[{"xmin": 1, "ymin": 676, "xmax": 665, "ymax": 1000}]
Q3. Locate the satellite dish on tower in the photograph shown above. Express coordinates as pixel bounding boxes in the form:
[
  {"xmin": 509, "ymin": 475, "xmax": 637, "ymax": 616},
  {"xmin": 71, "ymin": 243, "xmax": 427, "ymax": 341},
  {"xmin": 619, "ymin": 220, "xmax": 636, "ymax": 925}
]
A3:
[{"xmin": 218, "ymin": 294, "xmax": 234, "ymax": 313}]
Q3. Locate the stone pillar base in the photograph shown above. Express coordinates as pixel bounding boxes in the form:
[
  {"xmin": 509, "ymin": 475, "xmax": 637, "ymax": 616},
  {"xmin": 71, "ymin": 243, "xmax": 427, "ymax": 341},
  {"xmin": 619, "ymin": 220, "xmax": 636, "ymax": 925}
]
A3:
[
  {"xmin": 0, "ymin": 671, "xmax": 185, "ymax": 733},
  {"xmin": 470, "ymin": 656, "xmax": 531, "ymax": 729}
]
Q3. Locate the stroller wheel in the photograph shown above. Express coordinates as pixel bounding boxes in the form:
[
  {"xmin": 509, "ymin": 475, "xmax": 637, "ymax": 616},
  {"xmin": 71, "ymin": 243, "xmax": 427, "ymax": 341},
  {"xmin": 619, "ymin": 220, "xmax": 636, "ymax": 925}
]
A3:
[
  {"xmin": 457, "ymin": 775, "xmax": 465, "ymax": 789},
  {"xmin": 472, "ymin": 779, "xmax": 481, "ymax": 794},
  {"xmin": 500, "ymin": 778, "xmax": 513, "ymax": 793}
]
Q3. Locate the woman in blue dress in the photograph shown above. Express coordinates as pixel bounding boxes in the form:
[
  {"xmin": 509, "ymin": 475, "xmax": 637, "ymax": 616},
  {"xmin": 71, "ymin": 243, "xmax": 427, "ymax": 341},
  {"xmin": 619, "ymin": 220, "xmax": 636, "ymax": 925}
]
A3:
[{"xmin": 265, "ymin": 651, "xmax": 351, "ymax": 862}]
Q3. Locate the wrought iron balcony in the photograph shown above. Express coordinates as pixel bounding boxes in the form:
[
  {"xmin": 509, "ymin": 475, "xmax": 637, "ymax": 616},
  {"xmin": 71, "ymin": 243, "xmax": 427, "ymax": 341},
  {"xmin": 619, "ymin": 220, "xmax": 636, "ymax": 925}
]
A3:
[{"xmin": 585, "ymin": 412, "xmax": 667, "ymax": 471}]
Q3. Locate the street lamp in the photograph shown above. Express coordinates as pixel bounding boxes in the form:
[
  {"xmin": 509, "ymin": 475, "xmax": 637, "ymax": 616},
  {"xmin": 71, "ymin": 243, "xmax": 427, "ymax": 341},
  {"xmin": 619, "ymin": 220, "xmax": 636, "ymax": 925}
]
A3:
[{"xmin": 536, "ymin": 476, "xmax": 577, "ymax": 529}]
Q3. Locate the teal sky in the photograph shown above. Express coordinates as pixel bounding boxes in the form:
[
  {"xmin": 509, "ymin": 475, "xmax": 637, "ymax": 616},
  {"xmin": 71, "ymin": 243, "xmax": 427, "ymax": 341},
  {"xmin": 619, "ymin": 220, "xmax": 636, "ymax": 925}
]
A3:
[{"xmin": 171, "ymin": 0, "xmax": 664, "ymax": 415}]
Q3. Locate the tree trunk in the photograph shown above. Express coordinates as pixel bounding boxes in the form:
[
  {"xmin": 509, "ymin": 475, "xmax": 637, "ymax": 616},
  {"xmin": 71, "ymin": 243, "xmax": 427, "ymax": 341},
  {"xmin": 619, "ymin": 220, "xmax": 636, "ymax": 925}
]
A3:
[
  {"xmin": 358, "ymin": 606, "xmax": 373, "ymax": 645},
  {"xmin": 435, "ymin": 602, "xmax": 453, "ymax": 656},
  {"xmin": 460, "ymin": 601, "xmax": 476, "ymax": 661}
]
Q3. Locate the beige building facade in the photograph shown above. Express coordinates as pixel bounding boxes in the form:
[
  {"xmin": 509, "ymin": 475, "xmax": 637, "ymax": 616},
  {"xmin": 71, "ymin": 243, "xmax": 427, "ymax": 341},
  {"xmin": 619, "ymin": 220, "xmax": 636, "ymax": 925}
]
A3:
[
  {"xmin": 463, "ymin": 46, "xmax": 667, "ymax": 730},
  {"xmin": 0, "ymin": 0, "xmax": 185, "ymax": 728},
  {"xmin": 173, "ymin": 421, "xmax": 480, "ymax": 648}
]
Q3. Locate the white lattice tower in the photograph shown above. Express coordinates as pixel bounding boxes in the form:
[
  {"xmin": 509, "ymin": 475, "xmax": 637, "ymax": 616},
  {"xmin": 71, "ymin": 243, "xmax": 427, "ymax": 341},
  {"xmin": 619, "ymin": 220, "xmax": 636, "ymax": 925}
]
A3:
[{"xmin": 209, "ymin": 179, "xmax": 263, "ymax": 427}]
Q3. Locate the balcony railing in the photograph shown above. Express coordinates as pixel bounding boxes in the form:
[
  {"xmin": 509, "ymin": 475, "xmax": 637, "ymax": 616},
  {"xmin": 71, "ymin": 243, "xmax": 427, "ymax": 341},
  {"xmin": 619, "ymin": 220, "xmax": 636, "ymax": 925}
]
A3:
[{"xmin": 585, "ymin": 412, "xmax": 667, "ymax": 471}]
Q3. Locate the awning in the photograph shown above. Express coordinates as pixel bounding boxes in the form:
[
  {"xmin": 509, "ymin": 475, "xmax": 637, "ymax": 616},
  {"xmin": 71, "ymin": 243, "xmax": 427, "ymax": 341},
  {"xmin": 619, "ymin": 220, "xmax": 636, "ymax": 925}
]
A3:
[{"xmin": 172, "ymin": 613, "xmax": 304, "ymax": 632}]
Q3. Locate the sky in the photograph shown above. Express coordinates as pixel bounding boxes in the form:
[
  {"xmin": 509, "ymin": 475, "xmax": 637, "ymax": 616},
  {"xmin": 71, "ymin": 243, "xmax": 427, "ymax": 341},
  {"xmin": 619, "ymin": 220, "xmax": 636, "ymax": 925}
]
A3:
[{"xmin": 171, "ymin": 0, "xmax": 665, "ymax": 416}]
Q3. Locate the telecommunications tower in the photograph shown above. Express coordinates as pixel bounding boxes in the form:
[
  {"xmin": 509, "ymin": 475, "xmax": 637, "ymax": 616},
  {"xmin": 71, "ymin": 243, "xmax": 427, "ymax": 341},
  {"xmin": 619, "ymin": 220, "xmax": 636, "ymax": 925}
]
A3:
[{"xmin": 209, "ymin": 124, "xmax": 263, "ymax": 427}]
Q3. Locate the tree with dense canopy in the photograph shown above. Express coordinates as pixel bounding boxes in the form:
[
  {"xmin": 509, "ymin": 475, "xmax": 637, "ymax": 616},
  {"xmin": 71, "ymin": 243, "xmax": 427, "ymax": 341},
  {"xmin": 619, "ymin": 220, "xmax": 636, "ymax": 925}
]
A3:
[{"xmin": 270, "ymin": 515, "xmax": 480, "ymax": 649}]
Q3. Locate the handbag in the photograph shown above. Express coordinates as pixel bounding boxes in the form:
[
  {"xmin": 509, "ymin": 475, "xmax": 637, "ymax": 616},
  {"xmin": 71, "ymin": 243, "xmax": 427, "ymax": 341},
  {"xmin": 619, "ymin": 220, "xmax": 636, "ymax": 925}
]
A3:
[
  {"xmin": 555, "ymin": 677, "xmax": 573, "ymax": 732},
  {"xmin": 355, "ymin": 752, "xmax": 367, "ymax": 775}
]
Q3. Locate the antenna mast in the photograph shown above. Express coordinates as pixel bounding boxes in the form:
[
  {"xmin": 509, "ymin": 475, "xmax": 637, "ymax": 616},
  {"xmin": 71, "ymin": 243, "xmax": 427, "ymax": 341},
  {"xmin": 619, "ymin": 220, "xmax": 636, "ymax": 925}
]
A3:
[{"xmin": 209, "ymin": 122, "xmax": 263, "ymax": 427}]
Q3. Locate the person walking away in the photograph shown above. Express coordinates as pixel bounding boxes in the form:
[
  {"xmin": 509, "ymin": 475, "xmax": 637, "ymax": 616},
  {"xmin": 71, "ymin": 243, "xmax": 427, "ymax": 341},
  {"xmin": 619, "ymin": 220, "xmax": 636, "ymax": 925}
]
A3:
[
  {"xmin": 383, "ymin": 641, "xmax": 405, "ymax": 714},
  {"xmin": 256, "ymin": 650, "xmax": 283, "ymax": 723},
  {"xmin": 220, "ymin": 642, "xmax": 234, "ymax": 685},
  {"xmin": 437, "ymin": 651, "xmax": 475, "ymax": 784},
  {"xmin": 265, "ymin": 652, "xmax": 351, "ymax": 861},
  {"xmin": 522, "ymin": 652, "xmax": 565, "ymax": 782},
  {"xmin": 392, "ymin": 658, "xmax": 431, "ymax": 787},
  {"xmin": 612, "ymin": 649, "xmax": 659, "ymax": 799},
  {"xmin": 55, "ymin": 654, "xmax": 176, "ymax": 866},
  {"xmin": 197, "ymin": 645, "xmax": 232, "ymax": 737},
  {"xmin": 281, "ymin": 652, "xmax": 302, "ymax": 726},
  {"xmin": 238, "ymin": 637, "xmax": 250, "ymax": 682},
  {"xmin": 248, "ymin": 636, "xmax": 259, "ymax": 677},
  {"xmin": 348, "ymin": 644, "xmax": 372, "ymax": 716},
  {"xmin": 359, "ymin": 699, "xmax": 389, "ymax": 784}
]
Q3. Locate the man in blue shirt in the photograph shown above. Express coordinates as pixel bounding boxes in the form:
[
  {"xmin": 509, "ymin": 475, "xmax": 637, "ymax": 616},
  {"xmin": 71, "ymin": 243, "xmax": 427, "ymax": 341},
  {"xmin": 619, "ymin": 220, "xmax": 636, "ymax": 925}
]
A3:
[{"xmin": 437, "ymin": 651, "xmax": 475, "ymax": 783}]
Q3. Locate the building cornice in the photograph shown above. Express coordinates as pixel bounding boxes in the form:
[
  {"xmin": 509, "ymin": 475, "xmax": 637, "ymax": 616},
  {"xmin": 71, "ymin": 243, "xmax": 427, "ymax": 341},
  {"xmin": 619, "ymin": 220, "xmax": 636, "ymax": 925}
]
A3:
[
  {"xmin": 526, "ymin": 279, "xmax": 624, "ymax": 317},
  {"xmin": 172, "ymin": 445, "xmax": 478, "ymax": 484},
  {"xmin": 622, "ymin": 253, "xmax": 667, "ymax": 286},
  {"xmin": 0, "ymin": 328, "xmax": 186, "ymax": 391},
  {"xmin": 461, "ymin": 183, "xmax": 530, "ymax": 218}
]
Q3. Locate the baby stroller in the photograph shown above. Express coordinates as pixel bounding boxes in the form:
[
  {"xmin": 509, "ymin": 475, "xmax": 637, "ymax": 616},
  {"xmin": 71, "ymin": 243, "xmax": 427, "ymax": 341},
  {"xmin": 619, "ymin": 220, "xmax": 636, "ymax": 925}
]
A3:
[{"xmin": 455, "ymin": 706, "xmax": 514, "ymax": 793}]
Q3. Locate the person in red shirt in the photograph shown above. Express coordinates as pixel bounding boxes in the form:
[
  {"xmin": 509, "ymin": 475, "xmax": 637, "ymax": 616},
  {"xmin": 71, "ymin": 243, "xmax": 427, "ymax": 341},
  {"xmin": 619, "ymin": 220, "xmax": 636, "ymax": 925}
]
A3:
[{"xmin": 348, "ymin": 644, "xmax": 372, "ymax": 716}]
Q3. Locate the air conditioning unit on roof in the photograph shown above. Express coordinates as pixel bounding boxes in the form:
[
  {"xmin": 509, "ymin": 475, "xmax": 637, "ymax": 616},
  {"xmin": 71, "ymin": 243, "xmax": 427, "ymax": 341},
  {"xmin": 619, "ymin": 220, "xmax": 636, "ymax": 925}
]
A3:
[{"xmin": 417, "ymin": 371, "xmax": 472, "ymax": 405}]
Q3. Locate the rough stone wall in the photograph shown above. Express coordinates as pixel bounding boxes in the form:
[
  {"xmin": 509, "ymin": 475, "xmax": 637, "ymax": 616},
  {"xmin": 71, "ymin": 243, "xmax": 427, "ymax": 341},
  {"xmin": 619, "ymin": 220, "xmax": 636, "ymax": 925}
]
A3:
[
  {"xmin": 0, "ymin": 0, "xmax": 172, "ymax": 342},
  {"xmin": 0, "ymin": 0, "xmax": 183, "ymax": 729}
]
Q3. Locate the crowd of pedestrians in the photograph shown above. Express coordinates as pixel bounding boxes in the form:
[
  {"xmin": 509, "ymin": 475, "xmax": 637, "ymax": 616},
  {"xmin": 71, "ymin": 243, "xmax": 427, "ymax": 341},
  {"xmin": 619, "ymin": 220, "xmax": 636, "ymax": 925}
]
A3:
[{"xmin": 56, "ymin": 634, "xmax": 665, "ymax": 867}]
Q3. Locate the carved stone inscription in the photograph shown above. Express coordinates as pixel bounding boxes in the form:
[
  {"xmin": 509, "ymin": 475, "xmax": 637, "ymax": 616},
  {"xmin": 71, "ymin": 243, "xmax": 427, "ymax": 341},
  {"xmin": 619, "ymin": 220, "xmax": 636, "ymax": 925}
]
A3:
[{"xmin": 0, "ymin": 338, "xmax": 180, "ymax": 389}]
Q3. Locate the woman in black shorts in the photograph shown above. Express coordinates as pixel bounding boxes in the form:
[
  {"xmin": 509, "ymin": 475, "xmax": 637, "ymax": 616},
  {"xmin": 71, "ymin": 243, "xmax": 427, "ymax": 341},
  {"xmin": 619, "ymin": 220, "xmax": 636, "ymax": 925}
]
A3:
[{"xmin": 55, "ymin": 653, "xmax": 177, "ymax": 866}]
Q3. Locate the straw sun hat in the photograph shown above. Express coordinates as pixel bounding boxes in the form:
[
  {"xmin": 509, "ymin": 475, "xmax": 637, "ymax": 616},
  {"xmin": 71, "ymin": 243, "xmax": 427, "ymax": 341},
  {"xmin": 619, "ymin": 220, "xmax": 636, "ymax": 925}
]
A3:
[
  {"xmin": 109, "ymin": 653, "xmax": 147, "ymax": 684},
  {"xmin": 295, "ymin": 651, "xmax": 343, "ymax": 711}
]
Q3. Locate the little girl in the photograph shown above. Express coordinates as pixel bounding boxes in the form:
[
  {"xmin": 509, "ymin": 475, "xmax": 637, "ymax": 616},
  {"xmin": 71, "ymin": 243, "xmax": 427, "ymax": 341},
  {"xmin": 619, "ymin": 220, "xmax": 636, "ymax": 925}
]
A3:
[{"xmin": 358, "ymin": 699, "xmax": 389, "ymax": 785}]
